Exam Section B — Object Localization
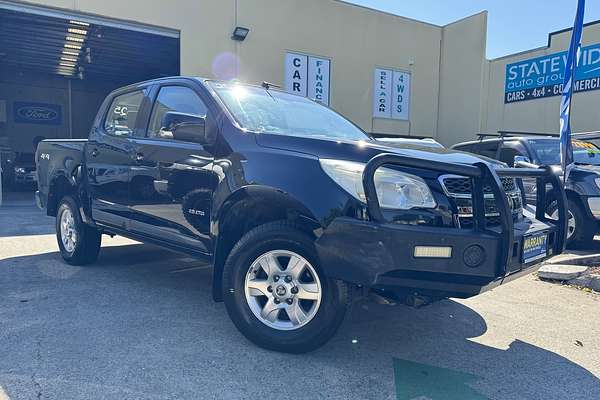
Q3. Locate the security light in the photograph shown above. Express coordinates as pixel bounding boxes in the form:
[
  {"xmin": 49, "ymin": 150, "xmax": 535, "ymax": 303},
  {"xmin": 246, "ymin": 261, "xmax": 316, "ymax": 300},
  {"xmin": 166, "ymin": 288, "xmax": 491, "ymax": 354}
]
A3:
[{"xmin": 231, "ymin": 26, "xmax": 250, "ymax": 41}]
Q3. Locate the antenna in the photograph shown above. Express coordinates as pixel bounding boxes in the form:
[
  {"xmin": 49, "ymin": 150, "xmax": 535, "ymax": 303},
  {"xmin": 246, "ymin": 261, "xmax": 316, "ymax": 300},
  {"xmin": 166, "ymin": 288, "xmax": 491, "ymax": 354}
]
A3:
[{"xmin": 261, "ymin": 81, "xmax": 281, "ymax": 90}]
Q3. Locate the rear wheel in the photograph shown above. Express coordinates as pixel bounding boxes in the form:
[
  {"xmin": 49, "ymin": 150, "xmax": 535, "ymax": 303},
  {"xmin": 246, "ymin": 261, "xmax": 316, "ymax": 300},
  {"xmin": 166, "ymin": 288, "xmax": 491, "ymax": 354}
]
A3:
[
  {"xmin": 222, "ymin": 221, "xmax": 349, "ymax": 353},
  {"xmin": 56, "ymin": 196, "xmax": 102, "ymax": 265}
]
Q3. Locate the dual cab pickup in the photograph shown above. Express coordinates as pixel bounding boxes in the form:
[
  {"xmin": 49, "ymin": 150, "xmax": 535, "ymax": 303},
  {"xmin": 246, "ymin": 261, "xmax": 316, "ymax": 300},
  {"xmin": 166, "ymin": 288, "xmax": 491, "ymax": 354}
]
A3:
[{"xmin": 36, "ymin": 77, "xmax": 567, "ymax": 353}]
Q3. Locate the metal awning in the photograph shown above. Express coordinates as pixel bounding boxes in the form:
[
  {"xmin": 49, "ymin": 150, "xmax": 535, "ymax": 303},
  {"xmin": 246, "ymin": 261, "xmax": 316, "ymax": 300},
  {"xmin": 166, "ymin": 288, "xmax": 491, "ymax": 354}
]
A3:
[{"xmin": 0, "ymin": 3, "xmax": 180, "ymax": 83}]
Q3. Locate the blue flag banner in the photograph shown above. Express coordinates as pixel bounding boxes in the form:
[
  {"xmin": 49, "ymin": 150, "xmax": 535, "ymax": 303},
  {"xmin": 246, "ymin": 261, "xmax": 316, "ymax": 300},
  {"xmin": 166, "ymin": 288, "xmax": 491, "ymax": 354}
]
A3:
[{"xmin": 560, "ymin": 0, "xmax": 586, "ymax": 183}]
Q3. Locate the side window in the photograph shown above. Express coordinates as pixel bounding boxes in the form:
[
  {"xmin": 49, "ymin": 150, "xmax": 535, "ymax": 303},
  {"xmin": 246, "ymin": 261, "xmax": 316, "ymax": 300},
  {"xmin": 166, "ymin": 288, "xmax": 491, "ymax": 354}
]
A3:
[
  {"xmin": 148, "ymin": 86, "xmax": 208, "ymax": 138},
  {"xmin": 499, "ymin": 147, "xmax": 521, "ymax": 166},
  {"xmin": 473, "ymin": 142, "xmax": 499, "ymax": 158},
  {"xmin": 104, "ymin": 90, "xmax": 145, "ymax": 137}
]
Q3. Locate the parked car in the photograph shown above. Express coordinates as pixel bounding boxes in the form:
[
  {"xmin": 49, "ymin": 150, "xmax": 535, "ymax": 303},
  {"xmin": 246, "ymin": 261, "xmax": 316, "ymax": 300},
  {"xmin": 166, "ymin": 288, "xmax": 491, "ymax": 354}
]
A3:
[
  {"xmin": 36, "ymin": 77, "xmax": 567, "ymax": 353},
  {"xmin": 12, "ymin": 152, "xmax": 37, "ymax": 186},
  {"xmin": 453, "ymin": 133, "xmax": 600, "ymax": 247},
  {"xmin": 375, "ymin": 136, "xmax": 444, "ymax": 149}
]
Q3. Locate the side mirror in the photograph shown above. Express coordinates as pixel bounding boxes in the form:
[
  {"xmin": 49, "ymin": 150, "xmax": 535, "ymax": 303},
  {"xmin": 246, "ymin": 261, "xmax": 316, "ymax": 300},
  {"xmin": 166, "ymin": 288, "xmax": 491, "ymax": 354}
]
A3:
[
  {"xmin": 514, "ymin": 155, "xmax": 531, "ymax": 165},
  {"xmin": 160, "ymin": 111, "xmax": 207, "ymax": 144}
]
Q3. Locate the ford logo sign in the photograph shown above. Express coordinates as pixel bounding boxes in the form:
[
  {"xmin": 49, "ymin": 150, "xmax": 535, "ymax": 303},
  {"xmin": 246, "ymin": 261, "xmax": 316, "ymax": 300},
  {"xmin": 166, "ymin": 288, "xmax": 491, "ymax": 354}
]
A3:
[
  {"xmin": 17, "ymin": 106, "xmax": 58, "ymax": 121},
  {"xmin": 13, "ymin": 102, "xmax": 62, "ymax": 125}
]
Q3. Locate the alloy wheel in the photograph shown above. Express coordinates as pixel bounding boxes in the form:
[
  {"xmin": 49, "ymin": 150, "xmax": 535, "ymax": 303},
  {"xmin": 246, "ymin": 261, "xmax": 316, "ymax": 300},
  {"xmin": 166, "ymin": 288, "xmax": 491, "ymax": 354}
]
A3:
[
  {"xmin": 60, "ymin": 208, "xmax": 78, "ymax": 253},
  {"xmin": 244, "ymin": 250, "xmax": 322, "ymax": 331}
]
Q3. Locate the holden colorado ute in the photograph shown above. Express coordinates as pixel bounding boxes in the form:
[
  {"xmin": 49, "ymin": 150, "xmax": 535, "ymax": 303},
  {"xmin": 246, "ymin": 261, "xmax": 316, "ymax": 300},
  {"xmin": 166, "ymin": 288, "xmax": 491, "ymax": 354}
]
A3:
[{"xmin": 35, "ymin": 77, "xmax": 567, "ymax": 353}]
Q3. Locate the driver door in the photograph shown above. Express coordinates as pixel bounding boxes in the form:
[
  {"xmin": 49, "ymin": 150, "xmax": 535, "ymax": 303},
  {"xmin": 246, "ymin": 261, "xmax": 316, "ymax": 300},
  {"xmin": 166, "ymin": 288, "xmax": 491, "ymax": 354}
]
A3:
[{"xmin": 127, "ymin": 83, "xmax": 217, "ymax": 256}]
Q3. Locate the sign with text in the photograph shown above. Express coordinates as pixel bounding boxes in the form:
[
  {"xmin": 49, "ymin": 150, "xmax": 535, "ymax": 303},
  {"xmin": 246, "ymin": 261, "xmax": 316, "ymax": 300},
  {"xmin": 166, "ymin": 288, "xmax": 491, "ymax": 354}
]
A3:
[
  {"xmin": 13, "ymin": 102, "xmax": 62, "ymax": 125},
  {"xmin": 373, "ymin": 68, "xmax": 410, "ymax": 120},
  {"xmin": 284, "ymin": 52, "xmax": 330, "ymax": 105},
  {"xmin": 504, "ymin": 42, "xmax": 600, "ymax": 103},
  {"xmin": 373, "ymin": 68, "xmax": 392, "ymax": 118},
  {"xmin": 391, "ymin": 70, "xmax": 410, "ymax": 120}
]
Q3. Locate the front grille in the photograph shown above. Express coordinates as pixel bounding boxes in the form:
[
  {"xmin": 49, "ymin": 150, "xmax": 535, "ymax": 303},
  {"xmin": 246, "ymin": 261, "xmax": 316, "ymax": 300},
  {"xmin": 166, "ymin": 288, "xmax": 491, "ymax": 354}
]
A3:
[
  {"xmin": 440, "ymin": 175, "xmax": 523, "ymax": 228},
  {"xmin": 442, "ymin": 176, "xmax": 516, "ymax": 196}
]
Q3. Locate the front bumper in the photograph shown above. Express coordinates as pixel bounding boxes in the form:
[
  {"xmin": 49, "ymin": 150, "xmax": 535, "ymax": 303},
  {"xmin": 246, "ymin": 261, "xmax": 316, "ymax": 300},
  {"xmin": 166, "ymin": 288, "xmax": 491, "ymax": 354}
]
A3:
[
  {"xmin": 316, "ymin": 213, "xmax": 557, "ymax": 298},
  {"xmin": 316, "ymin": 154, "xmax": 567, "ymax": 299},
  {"xmin": 14, "ymin": 171, "xmax": 37, "ymax": 183}
]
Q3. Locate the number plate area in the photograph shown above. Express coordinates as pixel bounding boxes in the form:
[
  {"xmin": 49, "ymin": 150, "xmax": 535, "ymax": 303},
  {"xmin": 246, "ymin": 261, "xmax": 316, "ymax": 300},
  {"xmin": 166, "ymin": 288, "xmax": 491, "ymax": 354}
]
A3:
[{"xmin": 522, "ymin": 232, "xmax": 548, "ymax": 264}]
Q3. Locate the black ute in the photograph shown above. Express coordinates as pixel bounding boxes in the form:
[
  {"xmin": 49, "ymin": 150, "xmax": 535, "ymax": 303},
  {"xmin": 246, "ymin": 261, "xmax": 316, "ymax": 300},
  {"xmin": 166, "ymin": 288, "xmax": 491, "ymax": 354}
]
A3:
[{"xmin": 36, "ymin": 78, "xmax": 567, "ymax": 353}]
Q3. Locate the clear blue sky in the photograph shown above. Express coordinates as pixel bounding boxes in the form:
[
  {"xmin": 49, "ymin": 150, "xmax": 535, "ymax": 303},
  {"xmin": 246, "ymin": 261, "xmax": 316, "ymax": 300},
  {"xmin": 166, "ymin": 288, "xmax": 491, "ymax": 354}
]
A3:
[{"xmin": 347, "ymin": 0, "xmax": 600, "ymax": 59}]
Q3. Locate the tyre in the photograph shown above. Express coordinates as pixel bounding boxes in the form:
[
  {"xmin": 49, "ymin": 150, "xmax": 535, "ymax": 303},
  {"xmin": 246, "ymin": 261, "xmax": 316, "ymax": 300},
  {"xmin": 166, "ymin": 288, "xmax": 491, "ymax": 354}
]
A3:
[
  {"xmin": 548, "ymin": 199, "xmax": 594, "ymax": 248},
  {"xmin": 222, "ymin": 221, "xmax": 349, "ymax": 353},
  {"xmin": 56, "ymin": 196, "xmax": 102, "ymax": 265}
]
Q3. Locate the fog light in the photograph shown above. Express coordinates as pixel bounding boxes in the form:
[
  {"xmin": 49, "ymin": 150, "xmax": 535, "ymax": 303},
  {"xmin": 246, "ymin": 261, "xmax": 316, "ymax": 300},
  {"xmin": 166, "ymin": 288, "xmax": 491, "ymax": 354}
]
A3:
[
  {"xmin": 463, "ymin": 245, "xmax": 486, "ymax": 268},
  {"xmin": 414, "ymin": 246, "xmax": 452, "ymax": 258}
]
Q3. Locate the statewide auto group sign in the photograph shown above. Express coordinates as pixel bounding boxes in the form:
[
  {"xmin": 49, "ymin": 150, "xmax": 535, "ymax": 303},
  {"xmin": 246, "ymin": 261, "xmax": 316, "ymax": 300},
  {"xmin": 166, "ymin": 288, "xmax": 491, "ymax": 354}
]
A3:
[{"xmin": 504, "ymin": 43, "xmax": 600, "ymax": 103}]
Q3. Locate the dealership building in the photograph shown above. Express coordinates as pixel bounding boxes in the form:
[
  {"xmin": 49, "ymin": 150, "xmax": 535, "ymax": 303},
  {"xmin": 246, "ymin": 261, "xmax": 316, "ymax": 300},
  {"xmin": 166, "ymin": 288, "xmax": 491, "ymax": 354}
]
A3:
[{"xmin": 1, "ymin": 0, "xmax": 600, "ymax": 158}]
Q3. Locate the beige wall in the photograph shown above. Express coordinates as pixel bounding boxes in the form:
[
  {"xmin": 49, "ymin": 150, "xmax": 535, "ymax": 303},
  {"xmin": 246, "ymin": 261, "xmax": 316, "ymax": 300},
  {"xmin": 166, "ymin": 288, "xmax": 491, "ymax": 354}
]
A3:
[
  {"xmin": 16, "ymin": 0, "xmax": 458, "ymax": 137},
  {"xmin": 482, "ymin": 23, "xmax": 600, "ymax": 137},
  {"xmin": 26, "ymin": 0, "xmax": 600, "ymax": 146},
  {"xmin": 436, "ymin": 12, "xmax": 487, "ymax": 146},
  {"xmin": 236, "ymin": 0, "xmax": 443, "ymax": 136}
]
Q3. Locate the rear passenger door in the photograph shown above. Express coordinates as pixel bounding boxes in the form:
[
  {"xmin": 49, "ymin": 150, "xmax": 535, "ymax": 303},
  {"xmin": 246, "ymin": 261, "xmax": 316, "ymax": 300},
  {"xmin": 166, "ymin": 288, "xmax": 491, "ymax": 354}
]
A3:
[
  {"xmin": 87, "ymin": 88, "xmax": 149, "ymax": 228},
  {"xmin": 127, "ymin": 83, "xmax": 217, "ymax": 256}
]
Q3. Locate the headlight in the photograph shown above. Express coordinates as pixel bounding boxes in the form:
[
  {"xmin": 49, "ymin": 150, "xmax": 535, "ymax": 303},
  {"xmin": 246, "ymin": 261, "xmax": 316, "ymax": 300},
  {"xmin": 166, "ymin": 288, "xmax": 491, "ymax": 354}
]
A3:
[
  {"xmin": 319, "ymin": 159, "xmax": 436, "ymax": 209},
  {"xmin": 14, "ymin": 167, "xmax": 26, "ymax": 174},
  {"xmin": 595, "ymin": 177, "xmax": 600, "ymax": 190}
]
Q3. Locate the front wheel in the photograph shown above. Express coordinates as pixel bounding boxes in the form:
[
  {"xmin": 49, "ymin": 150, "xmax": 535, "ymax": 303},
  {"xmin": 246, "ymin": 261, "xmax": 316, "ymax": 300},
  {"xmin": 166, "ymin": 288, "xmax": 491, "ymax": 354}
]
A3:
[
  {"xmin": 222, "ymin": 221, "xmax": 349, "ymax": 353},
  {"xmin": 548, "ymin": 199, "xmax": 594, "ymax": 248},
  {"xmin": 56, "ymin": 196, "xmax": 102, "ymax": 265}
]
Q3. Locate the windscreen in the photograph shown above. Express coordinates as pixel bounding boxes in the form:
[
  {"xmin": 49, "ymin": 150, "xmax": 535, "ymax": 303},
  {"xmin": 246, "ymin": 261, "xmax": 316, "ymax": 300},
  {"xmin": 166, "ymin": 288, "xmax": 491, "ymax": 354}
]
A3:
[
  {"xmin": 530, "ymin": 139, "xmax": 600, "ymax": 166},
  {"xmin": 209, "ymin": 81, "xmax": 370, "ymax": 141}
]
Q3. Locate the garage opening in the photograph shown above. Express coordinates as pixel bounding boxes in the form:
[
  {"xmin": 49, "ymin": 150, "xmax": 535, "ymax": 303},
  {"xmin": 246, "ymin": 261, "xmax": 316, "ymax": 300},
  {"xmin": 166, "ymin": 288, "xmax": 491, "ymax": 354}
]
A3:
[{"xmin": 0, "ymin": 3, "xmax": 180, "ymax": 193}]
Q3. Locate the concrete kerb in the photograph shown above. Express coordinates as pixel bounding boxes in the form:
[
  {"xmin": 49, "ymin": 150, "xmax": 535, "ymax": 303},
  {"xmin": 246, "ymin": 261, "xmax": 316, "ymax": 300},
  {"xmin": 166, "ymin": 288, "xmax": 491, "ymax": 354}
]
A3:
[{"xmin": 539, "ymin": 252, "xmax": 600, "ymax": 293}]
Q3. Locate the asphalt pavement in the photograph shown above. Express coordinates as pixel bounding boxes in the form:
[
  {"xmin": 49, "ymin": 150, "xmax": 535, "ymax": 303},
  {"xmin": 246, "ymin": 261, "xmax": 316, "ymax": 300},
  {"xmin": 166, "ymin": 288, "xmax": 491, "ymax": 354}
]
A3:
[{"xmin": 1, "ymin": 192, "xmax": 599, "ymax": 400}]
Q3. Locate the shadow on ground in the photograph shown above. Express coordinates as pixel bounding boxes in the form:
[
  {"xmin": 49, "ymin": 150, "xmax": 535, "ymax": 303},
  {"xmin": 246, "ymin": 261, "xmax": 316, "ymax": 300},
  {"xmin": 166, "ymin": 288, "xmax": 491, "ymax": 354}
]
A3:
[{"xmin": 1, "ymin": 243, "xmax": 598, "ymax": 399}]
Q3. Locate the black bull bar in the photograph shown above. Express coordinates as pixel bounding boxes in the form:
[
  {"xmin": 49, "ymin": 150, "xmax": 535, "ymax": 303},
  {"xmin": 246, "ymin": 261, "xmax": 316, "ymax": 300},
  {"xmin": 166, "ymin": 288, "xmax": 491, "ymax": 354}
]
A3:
[{"xmin": 362, "ymin": 154, "xmax": 568, "ymax": 277}]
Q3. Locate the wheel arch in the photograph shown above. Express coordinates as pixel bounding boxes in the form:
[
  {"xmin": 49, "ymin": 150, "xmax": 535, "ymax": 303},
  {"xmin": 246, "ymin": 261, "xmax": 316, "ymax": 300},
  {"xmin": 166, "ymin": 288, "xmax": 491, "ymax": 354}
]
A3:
[
  {"xmin": 547, "ymin": 189, "xmax": 588, "ymax": 215},
  {"xmin": 47, "ymin": 172, "xmax": 78, "ymax": 217},
  {"xmin": 210, "ymin": 185, "xmax": 321, "ymax": 302}
]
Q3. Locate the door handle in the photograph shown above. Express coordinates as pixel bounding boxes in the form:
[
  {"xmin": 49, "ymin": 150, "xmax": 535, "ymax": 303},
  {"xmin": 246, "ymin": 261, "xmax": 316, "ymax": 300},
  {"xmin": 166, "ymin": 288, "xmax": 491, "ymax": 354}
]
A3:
[
  {"xmin": 91, "ymin": 149, "xmax": 99, "ymax": 157},
  {"xmin": 134, "ymin": 153, "xmax": 144, "ymax": 162}
]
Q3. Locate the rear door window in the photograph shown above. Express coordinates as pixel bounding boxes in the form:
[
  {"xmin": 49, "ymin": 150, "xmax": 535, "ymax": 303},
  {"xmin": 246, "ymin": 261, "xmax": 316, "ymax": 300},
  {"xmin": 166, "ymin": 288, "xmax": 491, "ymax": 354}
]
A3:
[{"xmin": 104, "ymin": 90, "xmax": 145, "ymax": 137}]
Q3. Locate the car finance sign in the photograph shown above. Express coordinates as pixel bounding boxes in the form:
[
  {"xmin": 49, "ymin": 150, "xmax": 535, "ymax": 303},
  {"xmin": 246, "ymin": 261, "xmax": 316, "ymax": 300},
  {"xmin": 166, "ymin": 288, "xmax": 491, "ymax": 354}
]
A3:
[
  {"xmin": 13, "ymin": 102, "xmax": 62, "ymax": 125},
  {"xmin": 284, "ymin": 52, "xmax": 331, "ymax": 105},
  {"xmin": 504, "ymin": 43, "xmax": 600, "ymax": 103}
]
